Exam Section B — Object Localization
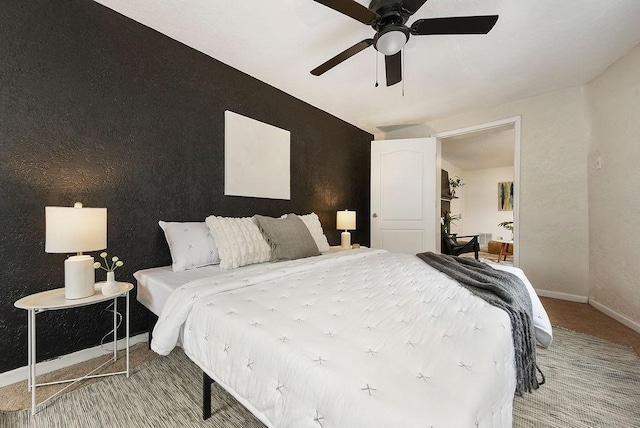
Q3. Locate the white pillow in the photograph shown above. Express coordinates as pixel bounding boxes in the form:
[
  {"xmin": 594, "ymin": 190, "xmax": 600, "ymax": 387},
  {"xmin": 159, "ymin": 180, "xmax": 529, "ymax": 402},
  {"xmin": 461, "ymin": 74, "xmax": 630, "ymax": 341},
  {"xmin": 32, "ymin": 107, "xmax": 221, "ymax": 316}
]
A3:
[
  {"xmin": 158, "ymin": 221, "xmax": 220, "ymax": 272},
  {"xmin": 205, "ymin": 216, "xmax": 271, "ymax": 270},
  {"xmin": 281, "ymin": 212, "xmax": 330, "ymax": 253}
]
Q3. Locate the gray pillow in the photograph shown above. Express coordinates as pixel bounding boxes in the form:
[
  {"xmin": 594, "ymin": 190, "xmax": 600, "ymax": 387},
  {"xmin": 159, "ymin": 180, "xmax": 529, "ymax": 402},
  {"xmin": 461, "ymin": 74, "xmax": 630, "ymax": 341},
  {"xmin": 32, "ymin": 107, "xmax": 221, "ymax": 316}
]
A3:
[{"xmin": 254, "ymin": 214, "xmax": 321, "ymax": 261}]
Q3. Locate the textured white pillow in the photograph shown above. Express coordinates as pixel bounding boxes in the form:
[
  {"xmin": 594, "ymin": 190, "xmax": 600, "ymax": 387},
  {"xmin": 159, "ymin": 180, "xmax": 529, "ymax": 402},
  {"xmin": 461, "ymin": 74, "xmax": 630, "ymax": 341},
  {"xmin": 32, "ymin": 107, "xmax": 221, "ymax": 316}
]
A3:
[
  {"xmin": 158, "ymin": 221, "xmax": 220, "ymax": 272},
  {"xmin": 281, "ymin": 212, "xmax": 331, "ymax": 253},
  {"xmin": 205, "ymin": 216, "xmax": 271, "ymax": 270}
]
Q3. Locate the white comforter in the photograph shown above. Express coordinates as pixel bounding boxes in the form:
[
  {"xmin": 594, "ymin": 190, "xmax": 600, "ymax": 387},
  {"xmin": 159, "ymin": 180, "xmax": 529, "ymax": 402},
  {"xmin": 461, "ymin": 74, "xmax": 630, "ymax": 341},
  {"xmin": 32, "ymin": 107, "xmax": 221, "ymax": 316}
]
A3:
[{"xmin": 152, "ymin": 249, "xmax": 551, "ymax": 428}]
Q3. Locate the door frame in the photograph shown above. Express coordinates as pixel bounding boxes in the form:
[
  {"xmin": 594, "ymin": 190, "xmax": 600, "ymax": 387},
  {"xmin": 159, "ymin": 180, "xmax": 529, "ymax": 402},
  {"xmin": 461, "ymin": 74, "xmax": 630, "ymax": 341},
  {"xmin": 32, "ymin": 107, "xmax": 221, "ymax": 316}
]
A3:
[{"xmin": 432, "ymin": 116, "xmax": 521, "ymax": 266}]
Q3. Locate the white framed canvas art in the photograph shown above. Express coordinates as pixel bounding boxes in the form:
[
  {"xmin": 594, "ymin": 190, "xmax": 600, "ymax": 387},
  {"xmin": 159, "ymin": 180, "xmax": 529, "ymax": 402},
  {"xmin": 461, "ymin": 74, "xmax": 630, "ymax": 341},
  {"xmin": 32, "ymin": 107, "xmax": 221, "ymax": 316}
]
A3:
[{"xmin": 224, "ymin": 111, "xmax": 290, "ymax": 200}]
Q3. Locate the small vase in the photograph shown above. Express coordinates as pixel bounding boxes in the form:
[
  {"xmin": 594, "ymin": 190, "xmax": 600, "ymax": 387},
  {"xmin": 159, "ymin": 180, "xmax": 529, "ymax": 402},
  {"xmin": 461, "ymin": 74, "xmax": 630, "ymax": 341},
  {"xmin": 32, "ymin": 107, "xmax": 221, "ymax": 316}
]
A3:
[{"xmin": 102, "ymin": 271, "xmax": 119, "ymax": 296}]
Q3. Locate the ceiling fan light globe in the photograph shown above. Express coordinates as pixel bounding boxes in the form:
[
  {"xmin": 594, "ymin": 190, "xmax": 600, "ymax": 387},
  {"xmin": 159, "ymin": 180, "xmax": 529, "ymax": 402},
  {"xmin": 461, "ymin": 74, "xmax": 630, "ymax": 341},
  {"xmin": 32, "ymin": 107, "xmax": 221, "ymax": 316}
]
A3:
[{"xmin": 375, "ymin": 29, "xmax": 408, "ymax": 56}]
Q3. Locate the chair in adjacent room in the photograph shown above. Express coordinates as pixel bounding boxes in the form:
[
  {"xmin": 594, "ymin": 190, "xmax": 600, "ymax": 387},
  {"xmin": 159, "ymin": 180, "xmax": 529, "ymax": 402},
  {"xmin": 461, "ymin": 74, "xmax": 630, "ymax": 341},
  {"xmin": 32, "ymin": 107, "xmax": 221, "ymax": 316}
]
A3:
[{"xmin": 441, "ymin": 234, "xmax": 480, "ymax": 260}]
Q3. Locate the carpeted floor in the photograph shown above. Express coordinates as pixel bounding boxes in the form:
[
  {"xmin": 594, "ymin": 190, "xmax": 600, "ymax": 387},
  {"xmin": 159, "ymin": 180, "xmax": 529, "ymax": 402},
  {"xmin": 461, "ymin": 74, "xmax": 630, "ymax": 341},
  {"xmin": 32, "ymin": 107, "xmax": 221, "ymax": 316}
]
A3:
[
  {"xmin": 513, "ymin": 327, "xmax": 640, "ymax": 428},
  {"xmin": 540, "ymin": 297, "xmax": 640, "ymax": 356},
  {"xmin": 0, "ymin": 346, "xmax": 263, "ymax": 428},
  {"xmin": 2, "ymin": 296, "xmax": 639, "ymax": 427},
  {"xmin": 1, "ymin": 327, "xmax": 638, "ymax": 427},
  {"xmin": 0, "ymin": 343, "xmax": 158, "ymax": 412}
]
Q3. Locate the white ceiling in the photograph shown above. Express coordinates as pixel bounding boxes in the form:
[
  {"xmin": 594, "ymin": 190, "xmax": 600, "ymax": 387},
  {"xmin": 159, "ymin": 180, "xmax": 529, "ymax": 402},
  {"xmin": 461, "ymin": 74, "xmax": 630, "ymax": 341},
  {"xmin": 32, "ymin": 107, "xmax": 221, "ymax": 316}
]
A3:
[
  {"xmin": 93, "ymin": 0, "xmax": 640, "ymax": 134},
  {"xmin": 442, "ymin": 125, "xmax": 514, "ymax": 171}
]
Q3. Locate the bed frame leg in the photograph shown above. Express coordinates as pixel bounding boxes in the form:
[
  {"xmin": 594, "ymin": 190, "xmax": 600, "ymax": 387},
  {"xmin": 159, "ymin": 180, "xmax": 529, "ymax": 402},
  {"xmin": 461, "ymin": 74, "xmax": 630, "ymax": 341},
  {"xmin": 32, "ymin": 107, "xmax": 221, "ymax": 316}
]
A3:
[
  {"xmin": 148, "ymin": 311, "xmax": 158, "ymax": 350},
  {"xmin": 203, "ymin": 371, "xmax": 214, "ymax": 420}
]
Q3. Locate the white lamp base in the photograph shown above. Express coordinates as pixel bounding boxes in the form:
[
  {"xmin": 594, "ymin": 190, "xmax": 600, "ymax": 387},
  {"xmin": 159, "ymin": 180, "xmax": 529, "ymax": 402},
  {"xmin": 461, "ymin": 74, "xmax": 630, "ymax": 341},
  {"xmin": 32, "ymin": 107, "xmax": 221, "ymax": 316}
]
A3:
[
  {"xmin": 64, "ymin": 255, "xmax": 95, "ymax": 300},
  {"xmin": 341, "ymin": 231, "xmax": 351, "ymax": 249}
]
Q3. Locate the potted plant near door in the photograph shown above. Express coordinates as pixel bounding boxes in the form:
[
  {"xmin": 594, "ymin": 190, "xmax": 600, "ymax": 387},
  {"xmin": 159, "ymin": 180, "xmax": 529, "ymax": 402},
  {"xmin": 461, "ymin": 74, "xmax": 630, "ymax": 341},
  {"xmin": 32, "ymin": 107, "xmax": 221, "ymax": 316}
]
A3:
[
  {"xmin": 498, "ymin": 221, "xmax": 514, "ymax": 240},
  {"xmin": 441, "ymin": 211, "xmax": 461, "ymax": 236},
  {"xmin": 448, "ymin": 177, "xmax": 465, "ymax": 197}
]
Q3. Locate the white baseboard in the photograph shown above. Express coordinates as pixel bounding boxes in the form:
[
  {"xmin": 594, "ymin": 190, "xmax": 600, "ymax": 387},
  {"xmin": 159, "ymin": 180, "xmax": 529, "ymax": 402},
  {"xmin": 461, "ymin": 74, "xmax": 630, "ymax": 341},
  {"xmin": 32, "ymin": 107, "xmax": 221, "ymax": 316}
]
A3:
[
  {"xmin": 535, "ymin": 289, "xmax": 589, "ymax": 303},
  {"xmin": 589, "ymin": 299, "xmax": 640, "ymax": 335},
  {"xmin": 0, "ymin": 333, "xmax": 148, "ymax": 388}
]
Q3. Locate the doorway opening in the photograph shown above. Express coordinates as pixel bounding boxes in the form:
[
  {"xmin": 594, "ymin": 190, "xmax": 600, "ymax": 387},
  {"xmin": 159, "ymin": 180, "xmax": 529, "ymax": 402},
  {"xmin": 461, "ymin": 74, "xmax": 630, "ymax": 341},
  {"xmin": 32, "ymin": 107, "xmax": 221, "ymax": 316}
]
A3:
[{"xmin": 434, "ymin": 117, "xmax": 520, "ymax": 266}]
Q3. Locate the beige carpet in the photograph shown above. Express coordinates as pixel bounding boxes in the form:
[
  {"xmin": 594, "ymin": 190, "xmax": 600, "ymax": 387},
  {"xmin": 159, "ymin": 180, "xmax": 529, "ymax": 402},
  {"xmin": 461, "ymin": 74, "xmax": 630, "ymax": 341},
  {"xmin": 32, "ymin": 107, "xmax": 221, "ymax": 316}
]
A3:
[
  {"xmin": 0, "ymin": 343, "xmax": 156, "ymax": 412},
  {"xmin": 513, "ymin": 327, "xmax": 640, "ymax": 428},
  {"xmin": 541, "ymin": 297, "xmax": 640, "ymax": 356}
]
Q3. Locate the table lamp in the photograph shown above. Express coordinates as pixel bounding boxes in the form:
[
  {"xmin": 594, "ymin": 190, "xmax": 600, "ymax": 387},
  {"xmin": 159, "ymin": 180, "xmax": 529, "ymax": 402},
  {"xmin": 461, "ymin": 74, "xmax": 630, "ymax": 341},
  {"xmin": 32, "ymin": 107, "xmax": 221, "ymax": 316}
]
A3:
[
  {"xmin": 45, "ymin": 202, "xmax": 107, "ymax": 299},
  {"xmin": 336, "ymin": 209, "xmax": 356, "ymax": 249}
]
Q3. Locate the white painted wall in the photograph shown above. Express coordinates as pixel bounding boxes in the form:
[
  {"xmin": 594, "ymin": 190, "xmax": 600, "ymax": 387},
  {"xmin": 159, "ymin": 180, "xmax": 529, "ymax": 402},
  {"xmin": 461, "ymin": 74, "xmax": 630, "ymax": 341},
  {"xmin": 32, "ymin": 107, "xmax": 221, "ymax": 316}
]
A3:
[
  {"xmin": 462, "ymin": 167, "xmax": 515, "ymax": 240},
  {"xmin": 586, "ymin": 42, "xmax": 640, "ymax": 330},
  {"xmin": 380, "ymin": 86, "xmax": 591, "ymax": 299}
]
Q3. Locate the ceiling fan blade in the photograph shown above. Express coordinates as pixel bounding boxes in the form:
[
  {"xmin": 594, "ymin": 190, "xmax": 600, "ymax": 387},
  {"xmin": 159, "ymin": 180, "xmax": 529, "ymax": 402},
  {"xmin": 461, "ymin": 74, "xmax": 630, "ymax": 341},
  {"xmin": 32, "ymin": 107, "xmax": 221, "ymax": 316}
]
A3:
[
  {"xmin": 311, "ymin": 39, "xmax": 374, "ymax": 76},
  {"xmin": 410, "ymin": 15, "xmax": 499, "ymax": 35},
  {"xmin": 385, "ymin": 51, "xmax": 402, "ymax": 86},
  {"xmin": 313, "ymin": 0, "xmax": 378, "ymax": 25},
  {"xmin": 401, "ymin": 0, "xmax": 429, "ymax": 15}
]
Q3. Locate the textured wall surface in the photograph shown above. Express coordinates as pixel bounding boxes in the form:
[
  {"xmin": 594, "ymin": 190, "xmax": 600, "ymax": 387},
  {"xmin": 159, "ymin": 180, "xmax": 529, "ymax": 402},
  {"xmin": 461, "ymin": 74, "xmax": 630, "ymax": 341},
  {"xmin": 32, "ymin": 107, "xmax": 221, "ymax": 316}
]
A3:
[
  {"xmin": 586, "ymin": 43, "xmax": 640, "ymax": 327},
  {"xmin": 381, "ymin": 87, "xmax": 592, "ymax": 300},
  {"xmin": 0, "ymin": 1, "xmax": 371, "ymax": 373}
]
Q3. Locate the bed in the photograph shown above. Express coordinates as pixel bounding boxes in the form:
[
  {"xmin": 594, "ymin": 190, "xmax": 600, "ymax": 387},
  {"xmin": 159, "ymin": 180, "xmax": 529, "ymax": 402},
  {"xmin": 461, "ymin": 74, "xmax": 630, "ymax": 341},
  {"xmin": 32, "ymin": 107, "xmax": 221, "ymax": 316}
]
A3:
[{"xmin": 136, "ymin": 214, "xmax": 552, "ymax": 428}]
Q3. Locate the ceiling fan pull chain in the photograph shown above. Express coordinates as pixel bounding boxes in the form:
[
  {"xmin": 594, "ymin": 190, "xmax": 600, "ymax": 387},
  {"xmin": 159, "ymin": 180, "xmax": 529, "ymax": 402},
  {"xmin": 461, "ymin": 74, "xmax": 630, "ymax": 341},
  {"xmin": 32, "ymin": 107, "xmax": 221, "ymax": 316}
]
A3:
[
  {"xmin": 375, "ymin": 51, "xmax": 379, "ymax": 87},
  {"xmin": 402, "ymin": 47, "xmax": 405, "ymax": 97}
]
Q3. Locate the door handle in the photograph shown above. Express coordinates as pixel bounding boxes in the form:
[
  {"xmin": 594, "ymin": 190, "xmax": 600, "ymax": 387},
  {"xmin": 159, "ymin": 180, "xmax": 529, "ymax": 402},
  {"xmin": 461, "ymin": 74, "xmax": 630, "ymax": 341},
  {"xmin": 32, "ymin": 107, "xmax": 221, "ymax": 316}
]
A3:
[{"xmin": 372, "ymin": 213, "xmax": 378, "ymax": 218}]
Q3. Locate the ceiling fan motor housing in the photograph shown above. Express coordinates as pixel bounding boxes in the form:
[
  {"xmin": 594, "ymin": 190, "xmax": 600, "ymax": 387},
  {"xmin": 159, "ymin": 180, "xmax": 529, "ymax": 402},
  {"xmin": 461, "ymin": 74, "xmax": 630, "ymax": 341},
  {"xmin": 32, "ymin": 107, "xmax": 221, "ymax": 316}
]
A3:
[
  {"xmin": 369, "ymin": 0, "xmax": 412, "ymax": 55},
  {"xmin": 369, "ymin": 0, "xmax": 412, "ymax": 27}
]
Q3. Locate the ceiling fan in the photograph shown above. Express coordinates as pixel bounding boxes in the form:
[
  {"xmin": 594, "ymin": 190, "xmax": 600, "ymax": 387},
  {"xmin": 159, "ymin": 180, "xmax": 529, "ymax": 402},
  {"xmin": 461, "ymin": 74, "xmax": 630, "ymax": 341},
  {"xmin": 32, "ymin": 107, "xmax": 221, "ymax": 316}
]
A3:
[{"xmin": 310, "ymin": 0, "xmax": 499, "ymax": 86}]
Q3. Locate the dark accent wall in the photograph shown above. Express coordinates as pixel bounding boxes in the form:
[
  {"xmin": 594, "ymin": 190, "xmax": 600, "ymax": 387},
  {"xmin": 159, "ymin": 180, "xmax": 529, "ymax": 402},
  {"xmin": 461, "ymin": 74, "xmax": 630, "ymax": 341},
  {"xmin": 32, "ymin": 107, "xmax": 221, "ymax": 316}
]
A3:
[{"xmin": 0, "ymin": 1, "xmax": 371, "ymax": 373}]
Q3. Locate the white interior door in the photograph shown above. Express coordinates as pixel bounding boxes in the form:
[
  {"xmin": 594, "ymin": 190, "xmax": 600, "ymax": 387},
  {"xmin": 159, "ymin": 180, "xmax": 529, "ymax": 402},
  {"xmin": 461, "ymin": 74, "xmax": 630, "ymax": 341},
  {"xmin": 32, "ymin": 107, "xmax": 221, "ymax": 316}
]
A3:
[{"xmin": 371, "ymin": 138, "xmax": 439, "ymax": 254}]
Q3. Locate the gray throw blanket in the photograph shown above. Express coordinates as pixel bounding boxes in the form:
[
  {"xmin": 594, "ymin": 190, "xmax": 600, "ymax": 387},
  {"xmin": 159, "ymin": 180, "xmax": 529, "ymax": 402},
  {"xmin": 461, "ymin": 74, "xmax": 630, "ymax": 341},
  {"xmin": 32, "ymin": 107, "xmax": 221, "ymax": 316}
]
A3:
[{"xmin": 416, "ymin": 251, "xmax": 543, "ymax": 395}]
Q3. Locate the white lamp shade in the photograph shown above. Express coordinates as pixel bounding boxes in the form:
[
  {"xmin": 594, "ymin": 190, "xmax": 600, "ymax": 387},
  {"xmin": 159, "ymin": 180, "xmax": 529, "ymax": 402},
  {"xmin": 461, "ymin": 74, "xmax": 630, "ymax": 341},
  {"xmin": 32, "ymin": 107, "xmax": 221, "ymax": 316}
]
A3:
[
  {"xmin": 336, "ymin": 210, "xmax": 356, "ymax": 231},
  {"xmin": 45, "ymin": 205, "xmax": 107, "ymax": 253}
]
